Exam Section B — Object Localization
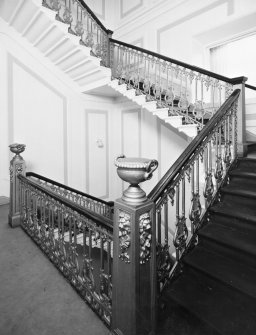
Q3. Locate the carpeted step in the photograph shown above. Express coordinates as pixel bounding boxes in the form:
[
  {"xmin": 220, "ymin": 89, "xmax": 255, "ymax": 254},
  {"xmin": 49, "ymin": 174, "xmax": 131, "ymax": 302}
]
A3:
[
  {"xmin": 198, "ymin": 222, "xmax": 256, "ymax": 268},
  {"xmin": 220, "ymin": 185, "xmax": 256, "ymax": 211},
  {"xmin": 228, "ymin": 170, "xmax": 256, "ymax": 187},
  {"xmin": 209, "ymin": 203, "xmax": 256, "ymax": 232},
  {"xmin": 164, "ymin": 266, "xmax": 256, "ymax": 335},
  {"xmin": 236, "ymin": 157, "xmax": 256, "ymax": 171},
  {"xmin": 183, "ymin": 246, "xmax": 256, "ymax": 299},
  {"xmin": 157, "ymin": 294, "xmax": 221, "ymax": 335}
]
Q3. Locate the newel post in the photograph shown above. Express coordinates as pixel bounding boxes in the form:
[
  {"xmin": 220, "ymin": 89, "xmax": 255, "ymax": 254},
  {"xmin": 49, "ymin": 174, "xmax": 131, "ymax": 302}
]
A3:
[
  {"xmin": 232, "ymin": 76, "xmax": 248, "ymax": 157},
  {"xmin": 8, "ymin": 143, "xmax": 26, "ymax": 228},
  {"xmin": 112, "ymin": 155, "xmax": 158, "ymax": 335}
]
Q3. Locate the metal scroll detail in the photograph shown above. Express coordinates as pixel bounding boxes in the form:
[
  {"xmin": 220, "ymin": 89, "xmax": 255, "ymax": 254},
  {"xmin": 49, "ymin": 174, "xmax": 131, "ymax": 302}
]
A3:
[
  {"xmin": 118, "ymin": 211, "xmax": 131, "ymax": 263},
  {"xmin": 139, "ymin": 212, "xmax": 151, "ymax": 264},
  {"xmin": 189, "ymin": 192, "xmax": 202, "ymax": 229},
  {"xmin": 173, "ymin": 215, "xmax": 188, "ymax": 256},
  {"xmin": 203, "ymin": 172, "xmax": 214, "ymax": 203},
  {"xmin": 19, "ymin": 178, "xmax": 113, "ymax": 326},
  {"xmin": 156, "ymin": 243, "xmax": 173, "ymax": 287}
]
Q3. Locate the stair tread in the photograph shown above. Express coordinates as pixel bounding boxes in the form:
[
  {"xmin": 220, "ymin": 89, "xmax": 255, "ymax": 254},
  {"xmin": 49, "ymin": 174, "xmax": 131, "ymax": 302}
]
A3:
[
  {"xmin": 210, "ymin": 203, "xmax": 256, "ymax": 222},
  {"xmin": 198, "ymin": 222, "xmax": 256, "ymax": 259},
  {"xmin": 184, "ymin": 246, "xmax": 256, "ymax": 298},
  {"xmin": 221, "ymin": 184, "xmax": 256, "ymax": 198},
  {"xmin": 229, "ymin": 170, "xmax": 256, "ymax": 178},
  {"xmin": 166, "ymin": 267, "xmax": 256, "ymax": 335}
]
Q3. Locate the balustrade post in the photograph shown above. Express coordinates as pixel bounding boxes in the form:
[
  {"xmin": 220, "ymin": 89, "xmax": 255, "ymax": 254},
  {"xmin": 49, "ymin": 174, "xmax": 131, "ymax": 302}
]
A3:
[
  {"xmin": 112, "ymin": 156, "xmax": 158, "ymax": 335},
  {"xmin": 8, "ymin": 143, "xmax": 26, "ymax": 228},
  {"xmin": 232, "ymin": 76, "xmax": 248, "ymax": 157},
  {"xmin": 106, "ymin": 29, "xmax": 113, "ymax": 68}
]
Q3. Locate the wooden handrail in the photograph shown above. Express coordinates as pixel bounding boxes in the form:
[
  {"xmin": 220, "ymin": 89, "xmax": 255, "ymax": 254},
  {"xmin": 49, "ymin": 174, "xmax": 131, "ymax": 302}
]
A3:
[
  {"xmin": 110, "ymin": 38, "xmax": 247, "ymax": 85},
  {"xmin": 26, "ymin": 172, "xmax": 114, "ymax": 208},
  {"xmin": 245, "ymin": 83, "xmax": 256, "ymax": 91},
  {"xmin": 148, "ymin": 89, "xmax": 241, "ymax": 202},
  {"xmin": 19, "ymin": 174, "xmax": 113, "ymax": 230},
  {"xmin": 77, "ymin": 0, "xmax": 113, "ymax": 35}
]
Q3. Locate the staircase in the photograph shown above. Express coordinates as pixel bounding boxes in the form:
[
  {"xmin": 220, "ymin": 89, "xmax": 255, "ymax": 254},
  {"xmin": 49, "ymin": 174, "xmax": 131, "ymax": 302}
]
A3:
[
  {"xmin": 3, "ymin": 1, "xmax": 256, "ymax": 335},
  {"xmin": 0, "ymin": 0, "xmax": 224, "ymax": 139},
  {"xmin": 158, "ymin": 154, "xmax": 256, "ymax": 335}
]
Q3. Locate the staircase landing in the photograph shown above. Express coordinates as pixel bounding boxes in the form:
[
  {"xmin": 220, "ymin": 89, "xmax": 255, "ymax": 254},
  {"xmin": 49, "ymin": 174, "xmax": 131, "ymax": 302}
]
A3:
[{"xmin": 0, "ymin": 204, "xmax": 110, "ymax": 335}]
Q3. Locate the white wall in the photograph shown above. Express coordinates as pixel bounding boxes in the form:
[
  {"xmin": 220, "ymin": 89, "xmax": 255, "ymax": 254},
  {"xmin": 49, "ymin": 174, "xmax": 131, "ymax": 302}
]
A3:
[
  {"xmin": 0, "ymin": 19, "xmax": 115, "ymax": 200},
  {"xmin": 111, "ymin": 0, "xmax": 256, "ymax": 70},
  {"xmin": 0, "ymin": 18, "xmax": 189, "ymax": 201}
]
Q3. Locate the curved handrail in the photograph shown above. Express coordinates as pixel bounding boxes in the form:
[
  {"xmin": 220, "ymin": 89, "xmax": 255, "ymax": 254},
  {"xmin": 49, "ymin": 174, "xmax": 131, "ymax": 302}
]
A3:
[
  {"xmin": 19, "ymin": 174, "xmax": 113, "ymax": 230},
  {"xmin": 26, "ymin": 172, "xmax": 114, "ymax": 208},
  {"xmin": 110, "ymin": 38, "xmax": 247, "ymax": 85},
  {"xmin": 148, "ymin": 89, "xmax": 241, "ymax": 202},
  {"xmin": 77, "ymin": 0, "xmax": 113, "ymax": 35}
]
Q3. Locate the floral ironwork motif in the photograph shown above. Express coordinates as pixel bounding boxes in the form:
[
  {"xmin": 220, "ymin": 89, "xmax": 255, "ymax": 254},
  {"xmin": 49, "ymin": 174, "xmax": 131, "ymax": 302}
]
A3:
[
  {"xmin": 189, "ymin": 193, "xmax": 202, "ymax": 228},
  {"xmin": 156, "ymin": 243, "xmax": 173, "ymax": 286},
  {"xmin": 118, "ymin": 211, "xmax": 131, "ymax": 263},
  {"xmin": 173, "ymin": 215, "xmax": 188, "ymax": 254},
  {"xmin": 203, "ymin": 172, "xmax": 214, "ymax": 203},
  {"xmin": 63, "ymin": 7, "xmax": 73, "ymax": 24},
  {"xmin": 215, "ymin": 155, "xmax": 223, "ymax": 183},
  {"xmin": 19, "ymin": 177, "xmax": 113, "ymax": 326},
  {"xmin": 139, "ymin": 212, "xmax": 152, "ymax": 264}
]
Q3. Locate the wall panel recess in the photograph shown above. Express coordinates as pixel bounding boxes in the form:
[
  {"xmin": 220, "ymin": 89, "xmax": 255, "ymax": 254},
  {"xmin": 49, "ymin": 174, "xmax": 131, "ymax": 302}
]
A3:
[{"xmin": 86, "ymin": 110, "xmax": 109, "ymax": 199}]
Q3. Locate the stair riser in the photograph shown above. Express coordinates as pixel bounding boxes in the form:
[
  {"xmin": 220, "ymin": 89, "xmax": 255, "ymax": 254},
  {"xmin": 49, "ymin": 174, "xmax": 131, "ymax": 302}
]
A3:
[
  {"xmin": 236, "ymin": 159, "xmax": 256, "ymax": 171},
  {"xmin": 208, "ymin": 212, "xmax": 256, "ymax": 233},
  {"xmin": 228, "ymin": 176, "xmax": 256, "ymax": 188},
  {"xmin": 199, "ymin": 238, "xmax": 256, "ymax": 269},
  {"xmin": 220, "ymin": 192, "xmax": 256, "ymax": 211}
]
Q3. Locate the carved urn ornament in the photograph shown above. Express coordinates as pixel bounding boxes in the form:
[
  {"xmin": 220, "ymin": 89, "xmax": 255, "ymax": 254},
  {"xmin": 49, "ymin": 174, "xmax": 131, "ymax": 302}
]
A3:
[
  {"xmin": 115, "ymin": 155, "xmax": 158, "ymax": 204},
  {"xmin": 9, "ymin": 143, "xmax": 26, "ymax": 156}
]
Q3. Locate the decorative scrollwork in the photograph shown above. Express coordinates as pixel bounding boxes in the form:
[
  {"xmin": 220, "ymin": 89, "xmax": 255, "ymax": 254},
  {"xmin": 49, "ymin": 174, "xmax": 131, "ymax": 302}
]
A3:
[
  {"xmin": 189, "ymin": 193, "xmax": 202, "ymax": 228},
  {"xmin": 156, "ymin": 243, "xmax": 173, "ymax": 287},
  {"xmin": 118, "ymin": 211, "xmax": 131, "ymax": 263},
  {"xmin": 75, "ymin": 20, "xmax": 84, "ymax": 36},
  {"xmin": 63, "ymin": 7, "xmax": 73, "ymax": 24},
  {"xmin": 214, "ymin": 155, "xmax": 223, "ymax": 183},
  {"xmin": 173, "ymin": 215, "xmax": 188, "ymax": 253},
  {"xmin": 85, "ymin": 32, "xmax": 94, "ymax": 48},
  {"xmin": 224, "ymin": 143, "xmax": 231, "ymax": 168},
  {"xmin": 139, "ymin": 212, "xmax": 151, "ymax": 264},
  {"xmin": 203, "ymin": 172, "xmax": 214, "ymax": 203},
  {"xmin": 49, "ymin": 0, "xmax": 61, "ymax": 11}
]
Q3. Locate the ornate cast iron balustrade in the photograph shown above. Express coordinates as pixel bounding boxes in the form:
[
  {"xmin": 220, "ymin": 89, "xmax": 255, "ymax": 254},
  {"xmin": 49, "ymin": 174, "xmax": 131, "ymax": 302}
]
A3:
[
  {"xmin": 18, "ymin": 174, "xmax": 113, "ymax": 326},
  {"xmin": 148, "ymin": 89, "xmax": 240, "ymax": 291},
  {"xmin": 109, "ymin": 39, "xmax": 239, "ymax": 128},
  {"xmin": 42, "ymin": 0, "xmax": 113, "ymax": 66},
  {"xmin": 26, "ymin": 172, "xmax": 113, "ymax": 219}
]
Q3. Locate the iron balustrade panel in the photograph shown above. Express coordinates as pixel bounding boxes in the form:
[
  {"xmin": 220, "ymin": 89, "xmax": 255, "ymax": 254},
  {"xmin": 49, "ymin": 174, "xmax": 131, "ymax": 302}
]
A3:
[
  {"xmin": 110, "ymin": 40, "xmax": 236, "ymax": 129},
  {"xmin": 19, "ymin": 175, "xmax": 113, "ymax": 326},
  {"xmin": 148, "ymin": 90, "xmax": 240, "ymax": 292},
  {"xmin": 42, "ymin": 0, "xmax": 112, "ymax": 66},
  {"xmin": 26, "ymin": 172, "xmax": 113, "ymax": 220}
]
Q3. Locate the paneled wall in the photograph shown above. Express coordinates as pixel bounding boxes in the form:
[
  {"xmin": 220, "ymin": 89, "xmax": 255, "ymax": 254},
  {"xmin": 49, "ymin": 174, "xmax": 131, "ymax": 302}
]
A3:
[
  {"xmin": 0, "ymin": 24, "xmax": 115, "ymax": 200},
  {"xmin": 0, "ymin": 20, "xmax": 188, "ymax": 202},
  {"xmin": 111, "ymin": 0, "xmax": 256, "ymax": 69}
]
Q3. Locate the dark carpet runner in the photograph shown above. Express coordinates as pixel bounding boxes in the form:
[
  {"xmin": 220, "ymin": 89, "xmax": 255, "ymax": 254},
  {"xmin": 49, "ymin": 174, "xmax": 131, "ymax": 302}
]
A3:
[{"xmin": 158, "ymin": 156, "xmax": 256, "ymax": 335}]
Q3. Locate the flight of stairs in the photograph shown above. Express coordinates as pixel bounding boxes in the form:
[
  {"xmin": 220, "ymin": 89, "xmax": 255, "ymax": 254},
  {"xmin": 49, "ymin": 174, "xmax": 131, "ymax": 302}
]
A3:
[
  {"xmin": 0, "ymin": 0, "xmax": 199, "ymax": 138},
  {"xmin": 108, "ymin": 79, "xmax": 198, "ymax": 138},
  {"xmin": 158, "ymin": 154, "xmax": 256, "ymax": 335}
]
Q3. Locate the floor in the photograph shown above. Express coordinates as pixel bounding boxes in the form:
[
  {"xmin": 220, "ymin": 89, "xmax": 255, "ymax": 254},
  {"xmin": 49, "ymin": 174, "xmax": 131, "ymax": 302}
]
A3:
[{"xmin": 0, "ymin": 204, "xmax": 111, "ymax": 335}]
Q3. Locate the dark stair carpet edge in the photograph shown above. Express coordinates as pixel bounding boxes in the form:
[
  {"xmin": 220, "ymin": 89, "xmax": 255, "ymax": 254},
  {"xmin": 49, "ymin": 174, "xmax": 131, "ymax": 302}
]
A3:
[
  {"xmin": 209, "ymin": 205, "xmax": 256, "ymax": 224},
  {"xmin": 166, "ymin": 266, "xmax": 256, "ymax": 335},
  {"xmin": 183, "ymin": 245, "xmax": 256, "ymax": 299},
  {"xmin": 198, "ymin": 222, "xmax": 256, "ymax": 260}
]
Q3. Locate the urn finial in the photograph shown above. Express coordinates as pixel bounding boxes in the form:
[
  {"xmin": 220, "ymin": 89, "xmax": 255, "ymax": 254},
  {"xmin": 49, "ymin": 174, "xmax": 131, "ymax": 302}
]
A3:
[{"xmin": 115, "ymin": 155, "xmax": 158, "ymax": 204}]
